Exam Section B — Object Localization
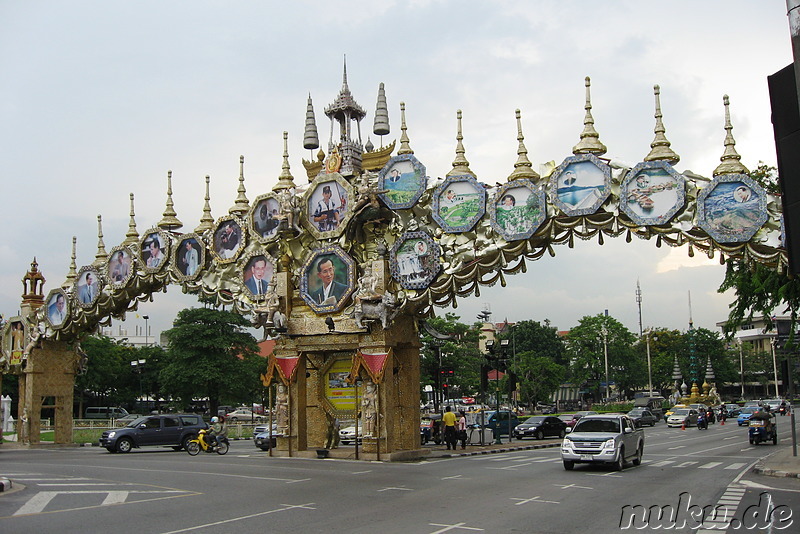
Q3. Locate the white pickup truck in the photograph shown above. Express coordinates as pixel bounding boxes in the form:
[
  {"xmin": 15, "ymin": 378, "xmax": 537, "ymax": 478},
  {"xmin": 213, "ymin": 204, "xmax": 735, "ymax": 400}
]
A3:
[{"xmin": 560, "ymin": 414, "xmax": 645, "ymax": 471}]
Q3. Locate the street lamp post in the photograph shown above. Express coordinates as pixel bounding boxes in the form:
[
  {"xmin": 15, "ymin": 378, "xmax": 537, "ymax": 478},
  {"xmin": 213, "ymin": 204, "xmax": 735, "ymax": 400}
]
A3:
[
  {"xmin": 645, "ymin": 331, "xmax": 653, "ymax": 398},
  {"xmin": 600, "ymin": 326, "xmax": 610, "ymax": 401},
  {"xmin": 131, "ymin": 359, "xmax": 146, "ymax": 405},
  {"xmin": 771, "ymin": 338, "xmax": 781, "ymax": 398},
  {"xmin": 142, "ymin": 315, "xmax": 149, "ymax": 346},
  {"xmin": 739, "ymin": 339, "xmax": 745, "ymax": 399},
  {"xmin": 485, "ymin": 339, "xmax": 509, "ymax": 445}
]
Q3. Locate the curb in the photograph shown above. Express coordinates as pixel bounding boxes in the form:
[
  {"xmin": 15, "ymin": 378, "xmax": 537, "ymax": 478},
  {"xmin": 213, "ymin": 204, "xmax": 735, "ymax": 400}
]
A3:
[
  {"xmin": 752, "ymin": 463, "xmax": 800, "ymax": 479},
  {"xmin": 436, "ymin": 442, "xmax": 560, "ymax": 458},
  {"xmin": 0, "ymin": 477, "xmax": 11, "ymax": 492}
]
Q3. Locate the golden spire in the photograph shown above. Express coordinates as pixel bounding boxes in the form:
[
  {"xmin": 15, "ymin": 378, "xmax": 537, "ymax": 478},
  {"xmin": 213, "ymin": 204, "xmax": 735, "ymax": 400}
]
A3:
[
  {"xmin": 447, "ymin": 109, "xmax": 475, "ymax": 177},
  {"xmin": 508, "ymin": 109, "xmax": 539, "ymax": 181},
  {"xmin": 229, "ymin": 155, "xmax": 250, "ymax": 216},
  {"xmin": 644, "ymin": 85, "xmax": 680, "ymax": 164},
  {"xmin": 713, "ymin": 95, "xmax": 749, "ymax": 176},
  {"xmin": 397, "ymin": 102, "xmax": 414, "ymax": 155},
  {"xmin": 273, "ymin": 132, "xmax": 297, "ymax": 192},
  {"xmin": 195, "ymin": 175, "xmax": 215, "ymax": 234},
  {"xmin": 572, "ymin": 76, "xmax": 607, "ymax": 156},
  {"xmin": 93, "ymin": 215, "xmax": 108, "ymax": 266},
  {"xmin": 157, "ymin": 170, "xmax": 184, "ymax": 230},
  {"xmin": 63, "ymin": 236, "xmax": 78, "ymax": 289},
  {"xmin": 21, "ymin": 257, "xmax": 46, "ymax": 308},
  {"xmin": 123, "ymin": 192, "xmax": 139, "ymax": 246}
]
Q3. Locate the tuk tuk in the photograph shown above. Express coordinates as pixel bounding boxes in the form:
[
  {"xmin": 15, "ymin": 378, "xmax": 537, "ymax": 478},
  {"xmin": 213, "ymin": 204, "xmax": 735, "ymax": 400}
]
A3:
[{"xmin": 748, "ymin": 410, "xmax": 777, "ymax": 445}]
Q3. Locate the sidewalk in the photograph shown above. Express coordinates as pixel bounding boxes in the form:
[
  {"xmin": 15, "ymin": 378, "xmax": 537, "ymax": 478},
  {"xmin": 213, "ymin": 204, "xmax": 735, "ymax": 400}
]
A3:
[
  {"xmin": 753, "ymin": 446, "xmax": 800, "ymax": 478},
  {"xmin": 426, "ymin": 438, "xmax": 561, "ymax": 458}
]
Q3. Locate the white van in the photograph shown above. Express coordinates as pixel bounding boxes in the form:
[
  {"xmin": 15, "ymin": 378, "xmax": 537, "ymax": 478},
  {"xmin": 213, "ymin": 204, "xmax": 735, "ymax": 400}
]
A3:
[{"xmin": 84, "ymin": 407, "xmax": 129, "ymax": 419}]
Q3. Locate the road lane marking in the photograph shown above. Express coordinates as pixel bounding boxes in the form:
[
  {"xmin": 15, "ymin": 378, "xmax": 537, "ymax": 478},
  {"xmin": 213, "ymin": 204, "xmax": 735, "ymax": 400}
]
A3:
[
  {"xmin": 725, "ymin": 462, "xmax": 747, "ymax": 470},
  {"xmin": 672, "ymin": 461, "xmax": 698, "ymax": 468},
  {"xmin": 13, "ymin": 490, "xmax": 188, "ymax": 515},
  {"xmin": 159, "ymin": 503, "xmax": 317, "ymax": 534},
  {"xmin": 553, "ymin": 483, "xmax": 593, "ymax": 490},
  {"xmin": 667, "ymin": 445, "xmax": 686, "ymax": 450},
  {"xmin": 649, "ymin": 460, "xmax": 675, "ymax": 467},
  {"xmin": 102, "ymin": 491, "xmax": 129, "ymax": 505},
  {"xmin": 377, "ymin": 486, "xmax": 413, "ymax": 492},
  {"xmin": 428, "ymin": 522, "xmax": 484, "ymax": 532},
  {"xmin": 698, "ymin": 462, "xmax": 722, "ymax": 469},
  {"xmin": 510, "ymin": 495, "xmax": 559, "ymax": 505}
]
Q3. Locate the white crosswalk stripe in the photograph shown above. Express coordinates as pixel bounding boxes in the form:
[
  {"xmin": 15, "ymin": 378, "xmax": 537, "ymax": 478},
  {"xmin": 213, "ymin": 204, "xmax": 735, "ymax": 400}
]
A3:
[{"xmin": 698, "ymin": 462, "xmax": 723, "ymax": 469}]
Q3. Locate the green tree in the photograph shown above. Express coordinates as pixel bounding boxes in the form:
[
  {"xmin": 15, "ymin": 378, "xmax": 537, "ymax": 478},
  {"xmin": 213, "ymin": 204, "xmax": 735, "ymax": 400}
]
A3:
[
  {"xmin": 514, "ymin": 352, "xmax": 566, "ymax": 407},
  {"xmin": 160, "ymin": 307, "xmax": 262, "ymax": 414},
  {"xmin": 75, "ymin": 335, "xmax": 139, "ymax": 413}
]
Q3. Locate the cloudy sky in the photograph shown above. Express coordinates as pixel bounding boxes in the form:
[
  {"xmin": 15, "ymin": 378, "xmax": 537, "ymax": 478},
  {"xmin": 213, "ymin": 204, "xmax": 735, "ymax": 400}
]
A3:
[{"xmin": 0, "ymin": 1, "xmax": 794, "ymax": 338}]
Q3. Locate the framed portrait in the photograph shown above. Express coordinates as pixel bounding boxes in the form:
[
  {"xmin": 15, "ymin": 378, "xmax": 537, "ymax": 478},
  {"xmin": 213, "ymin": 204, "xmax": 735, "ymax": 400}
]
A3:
[
  {"xmin": 172, "ymin": 233, "xmax": 205, "ymax": 281},
  {"xmin": 299, "ymin": 244, "xmax": 355, "ymax": 314},
  {"xmin": 241, "ymin": 252, "xmax": 277, "ymax": 300},
  {"xmin": 106, "ymin": 246, "xmax": 135, "ymax": 288},
  {"xmin": 488, "ymin": 179, "xmax": 547, "ymax": 241},
  {"xmin": 211, "ymin": 216, "xmax": 246, "ymax": 264},
  {"xmin": 550, "ymin": 153, "xmax": 611, "ymax": 217},
  {"xmin": 2, "ymin": 317, "xmax": 27, "ymax": 369},
  {"xmin": 619, "ymin": 161, "xmax": 686, "ymax": 226},
  {"xmin": 431, "ymin": 175, "xmax": 487, "ymax": 233},
  {"xmin": 74, "ymin": 266, "xmax": 102, "ymax": 308},
  {"xmin": 139, "ymin": 229, "xmax": 170, "ymax": 273},
  {"xmin": 697, "ymin": 173, "xmax": 768, "ymax": 243},
  {"xmin": 378, "ymin": 154, "xmax": 427, "ymax": 210},
  {"xmin": 389, "ymin": 231, "xmax": 441, "ymax": 290},
  {"xmin": 45, "ymin": 288, "xmax": 70, "ymax": 329},
  {"xmin": 250, "ymin": 194, "xmax": 281, "ymax": 242},
  {"xmin": 302, "ymin": 173, "xmax": 355, "ymax": 240}
]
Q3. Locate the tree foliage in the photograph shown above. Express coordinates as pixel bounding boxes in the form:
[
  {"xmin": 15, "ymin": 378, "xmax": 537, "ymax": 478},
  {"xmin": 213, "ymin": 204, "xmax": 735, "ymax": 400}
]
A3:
[
  {"xmin": 419, "ymin": 313, "xmax": 483, "ymax": 405},
  {"xmin": 160, "ymin": 307, "xmax": 262, "ymax": 414}
]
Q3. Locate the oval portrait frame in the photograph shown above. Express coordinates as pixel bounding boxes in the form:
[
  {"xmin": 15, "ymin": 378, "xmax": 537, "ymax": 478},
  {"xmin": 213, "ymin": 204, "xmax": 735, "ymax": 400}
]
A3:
[
  {"xmin": 139, "ymin": 228, "xmax": 171, "ymax": 274},
  {"xmin": 249, "ymin": 192, "xmax": 282, "ymax": 243},
  {"xmin": 378, "ymin": 153, "xmax": 427, "ymax": 210},
  {"xmin": 74, "ymin": 265, "xmax": 103, "ymax": 309},
  {"xmin": 302, "ymin": 173, "xmax": 355, "ymax": 240},
  {"xmin": 550, "ymin": 153, "xmax": 612, "ymax": 217},
  {"xmin": 619, "ymin": 160, "xmax": 686, "ymax": 226},
  {"xmin": 45, "ymin": 288, "xmax": 70, "ymax": 330},
  {"xmin": 389, "ymin": 231, "xmax": 441, "ymax": 290},
  {"xmin": 211, "ymin": 215, "xmax": 246, "ymax": 264},
  {"xmin": 488, "ymin": 179, "xmax": 547, "ymax": 241},
  {"xmin": 171, "ymin": 233, "xmax": 206, "ymax": 282},
  {"xmin": 239, "ymin": 250, "xmax": 278, "ymax": 302},
  {"xmin": 697, "ymin": 173, "xmax": 768, "ymax": 243},
  {"xmin": 431, "ymin": 175, "xmax": 487, "ymax": 233},
  {"xmin": 299, "ymin": 244, "xmax": 356, "ymax": 315},
  {"xmin": 106, "ymin": 245, "xmax": 136, "ymax": 289}
]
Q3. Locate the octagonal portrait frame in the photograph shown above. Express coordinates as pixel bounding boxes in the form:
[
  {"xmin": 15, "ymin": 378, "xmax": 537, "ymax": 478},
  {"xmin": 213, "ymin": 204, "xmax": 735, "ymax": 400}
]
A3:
[
  {"xmin": 171, "ymin": 233, "xmax": 206, "ymax": 282},
  {"xmin": 550, "ymin": 153, "xmax": 611, "ymax": 217},
  {"xmin": 488, "ymin": 179, "xmax": 547, "ymax": 241},
  {"xmin": 697, "ymin": 173, "xmax": 768, "ymax": 243},
  {"xmin": 139, "ymin": 228, "xmax": 171, "ymax": 274},
  {"xmin": 431, "ymin": 175, "xmax": 486, "ymax": 233},
  {"xmin": 74, "ymin": 265, "xmax": 103, "ymax": 309},
  {"xmin": 106, "ymin": 245, "xmax": 136, "ymax": 289},
  {"xmin": 389, "ymin": 231, "xmax": 441, "ymax": 290},
  {"xmin": 302, "ymin": 173, "xmax": 354, "ymax": 240},
  {"xmin": 378, "ymin": 153, "xmax": 427, "ymax": 210},
  {"xmin": 45, "ymin": 288, "xmax": 70, "ymax": 330},
  {"xmin": 619, "ymin": 161, "xmax": 686, "ymax": 226},
  {"xmin": 240, "ymin": 250, "xmax": 278, "ymax": 302},
  {"xmin": 211, "ymin": 215, "xmax": 246, "ymax": 264},
  {"xmin": 299, "ymin": 244, "xmax": 355, "ymax": 314},
  {"xmin": 249, "ymin": 192, "xmax": 282, "ymax": 243}
]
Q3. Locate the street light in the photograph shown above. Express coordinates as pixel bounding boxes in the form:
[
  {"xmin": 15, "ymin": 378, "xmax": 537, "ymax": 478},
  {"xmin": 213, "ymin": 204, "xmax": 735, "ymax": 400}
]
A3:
[
  {"xmin": 771, "ymin": 338, "xmax": 780, "ymax": 398},
  {"xmin": 738, "ymin": 339, "xmax": 745, "ymax": 399},
  {"xmin": 485, "ymin": 339, "xmax": 510, "ymax": 445},
  {"xmin": 131, "ymin": 359, "xmax": 146, "ymax": 404},
  {"xmin": 600, "ymin": 325, "xmax": 610, "ymax": 401},
  {"xmin": 142, "ymin": 315, "xmax": 149, "ymax": 346},
  {"xmin": 645, "ymin": 330, "xmax": 656, "ymax": 397}
]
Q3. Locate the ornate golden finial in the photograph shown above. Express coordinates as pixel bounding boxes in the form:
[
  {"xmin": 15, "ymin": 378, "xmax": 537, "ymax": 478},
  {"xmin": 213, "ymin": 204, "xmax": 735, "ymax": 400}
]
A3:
[
  {"xmin": 713, "ymin": 95, "xmax": 749, "ymax": 176},
  {"xmin": 22, "ymin": 257, "xmax": 46, "ymax": 308},
  {"xmin": 195, "ymin": 175, "xmax": 215, "ymax": 234},
  {"xmin": 397, "ymin": 102, "xmax": 414, "ymax": 155},
  {"xmin": 644, "ymin": 85, "xmax": 680, "ymax": 164},
  {"xmin": 123, "ymin": 192, "xmax": 139, "ymax": 246},
  {"xmin": 93, "ymin": 215, "xmax": 108, "ymax": 266},
  {"xmin": 62, "ymin": 236, "xmax": 78, "ymax": 289},
  {"xmin": 157, "ymin": 170, "xmax": 184, "ymax": 230},
  {"xmin": 273, "ymin": 132, "xmax": 297, "ymax": 192},
  {"xmin": 229, "ymin": 155, "xmax": 250, "ymax": 216},
  {"xmin": 508, "ymin": 109, "xmax": 539, "ymax": 181},
  {"xmin": 572, "ymin": 76, "xmax": 607, "ymax": 156},
  {"xmin": 447, "ymin": 109, "xmax": 475, "ymax": 177}
]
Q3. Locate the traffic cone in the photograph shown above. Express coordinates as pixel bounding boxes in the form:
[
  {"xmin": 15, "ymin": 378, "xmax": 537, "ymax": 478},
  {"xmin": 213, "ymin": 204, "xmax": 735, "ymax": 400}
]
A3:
[
  {"xmin": 720, "ymin": 417, "xmax": 725, "ymax": 426},
  {"xmin": 681, "ymin": 420, "xmax": 686, "ymax": 430}
]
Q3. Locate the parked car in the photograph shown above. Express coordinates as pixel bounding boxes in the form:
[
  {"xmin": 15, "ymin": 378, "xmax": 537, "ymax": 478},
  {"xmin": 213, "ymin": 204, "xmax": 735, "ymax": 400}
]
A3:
[
  {"xmin": 480, "ymin": 410, "xmax": 521, "ymax": 436},
  {"xmin": 561, "ymin": 414, "xmax": 645, "ymax": 471},
  {"xmin": 626, "ymin": 408, "xmax": 657, "ymax": 427},
  {"xmin": 114, "ymin": 413, "xmax": 143, "ymax": 425},
  {"xmin": 99, "ymin": 414, "xmax": 207, "ymax": 453},
  {"xmin": 254, "ymin": 431, "xmax": 277, "ymax": 450},
  {"xmin": 738, "ymin": 406, "xmax": 761, "ymax": 426},
  {"xmin": 226, "ymin": 409, "xmax": 267, "ymax": 423},
  {"xmin": 85, "ymin": 406, "xmax": 129, "ymax": 420},
  {"xmin": 513, "ymin": 416, "xmax": 567, "ymax": 440},
  {"xmin": 666, "ymin": 408, "xmax": 699, "ymax": 427},
  {"xmin": 339, "ymin": 425, "xmax": 362, "ymax": 445},
  {"xmin": 566, "ymin": 411, "xmax": 597, "ymax": 428}
]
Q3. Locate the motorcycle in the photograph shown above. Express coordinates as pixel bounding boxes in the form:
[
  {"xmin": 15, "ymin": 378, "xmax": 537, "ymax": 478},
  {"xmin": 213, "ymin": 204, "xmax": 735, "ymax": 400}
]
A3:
[
  {"xmin": 779, "ymin": 404, "xmax": 787, "ymax": 416},
  {"xmin": 186, "ymin": 429, "xmax": 229, "ymax": 455},
  {"xmin": 748, "ymin": 413, "xmax": 777, "ymax": 445},
  {"xmin": 697, "ymin": 413, "xmax": 708, "ymax": 430}
]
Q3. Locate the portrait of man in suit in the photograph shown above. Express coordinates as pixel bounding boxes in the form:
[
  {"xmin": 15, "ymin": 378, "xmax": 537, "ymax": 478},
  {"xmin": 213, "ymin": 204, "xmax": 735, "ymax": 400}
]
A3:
[
  {"xmin": 48, "ymin": 292, "xmax": 67, "ymax": 326},
  {"xmin": 215, "ymin": 221, "xmax": 241, "ymax": 259},
  {"xmin": 244, "ymin": 256, "xmax": 273, "ymax": 297},
  {"xmin": 78, "ymin": 271, "xmax": 99, "ymax": 304},
  {"xmin": 311, "ymin": 256, "xmax": 348, "ymax": 306}
]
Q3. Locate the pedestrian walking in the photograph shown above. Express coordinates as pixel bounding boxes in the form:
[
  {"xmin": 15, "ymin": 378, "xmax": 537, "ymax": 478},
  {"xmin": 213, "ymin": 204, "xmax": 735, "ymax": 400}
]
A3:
[{"xmin": 442, "ymin": 406, "xmax": 457, "ymax": 450}]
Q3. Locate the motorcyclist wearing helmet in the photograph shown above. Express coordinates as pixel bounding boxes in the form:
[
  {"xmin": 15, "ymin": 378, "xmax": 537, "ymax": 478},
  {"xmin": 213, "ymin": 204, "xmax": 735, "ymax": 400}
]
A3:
[{"xmin": 208, "ymin": 416, "xmax": 222, "ymax": 447}]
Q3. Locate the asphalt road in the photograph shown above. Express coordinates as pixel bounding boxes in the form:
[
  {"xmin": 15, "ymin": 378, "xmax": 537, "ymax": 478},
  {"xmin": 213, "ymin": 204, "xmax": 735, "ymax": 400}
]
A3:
[{"xmin": 1, "ymin": 419, "xmax": 798, "ymax": 533}]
